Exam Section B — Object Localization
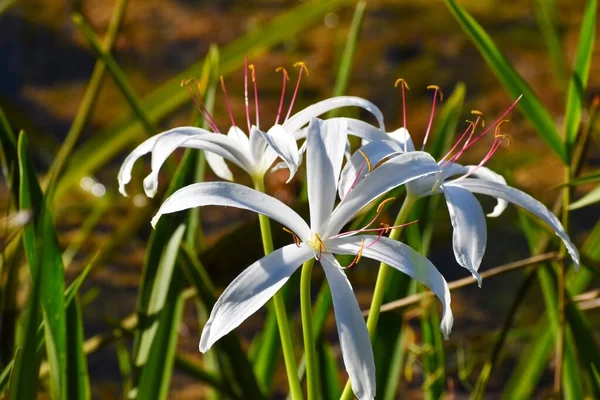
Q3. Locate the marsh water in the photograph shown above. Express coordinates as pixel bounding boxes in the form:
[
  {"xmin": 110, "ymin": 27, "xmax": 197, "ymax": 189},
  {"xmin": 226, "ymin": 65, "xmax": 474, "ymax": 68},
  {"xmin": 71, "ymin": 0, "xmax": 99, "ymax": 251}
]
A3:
[{"xmin": 1, "ymin": 0, "xmax": 599, "ymax": 397}]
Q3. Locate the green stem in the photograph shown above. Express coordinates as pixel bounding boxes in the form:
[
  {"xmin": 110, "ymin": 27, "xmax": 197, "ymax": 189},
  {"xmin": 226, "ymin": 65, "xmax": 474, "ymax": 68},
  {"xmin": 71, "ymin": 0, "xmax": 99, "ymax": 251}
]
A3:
[
  {"xmin": 254, "ymin": 178, "xmax": 303, "ymax": 400},
  {"xmin": 300, "ymin": 258, "xmax": 317, "ymax": 400},
  {"xmin": 340, "ymin": 194, "xmax": 417, "ymax": 400}
]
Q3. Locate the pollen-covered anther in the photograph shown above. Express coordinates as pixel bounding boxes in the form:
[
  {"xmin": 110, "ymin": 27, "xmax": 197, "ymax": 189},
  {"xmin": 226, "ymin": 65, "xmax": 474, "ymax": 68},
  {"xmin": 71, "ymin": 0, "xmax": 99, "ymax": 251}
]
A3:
[
  {"xmin": 283, "ymin": 227, "xmax": 302, "ymax": 247},
  {"xmin": 394, "ymin": 78, "xmax": 410, "ymax": 142},
  {"xmin": 494, "ymin": 120, "xmax": 512, "ymax": 146},
  {"xmin": 293, "ymin": 61, "xmax": 310, "ymax": 76},
  {"xmin": 394, "ymin": 78, "xmax": 410, "ymax": 90},
  {"xmin": 309, "ymin": 233, "xmax": 326, "ymax": 260},
  {"xmin": 358, "ymin": 149, "xmax": 372, "ymax": 172},
  {"xmin": 284, "ymin": 62, "xmax": 310, "ymax": 122},
  {"xmin": 342, "ymin": 239, "xmax": 365, "ymax": 269},
  {"xmin": 427, "ymin": 84, "xmax": 444, "ymax": 102},
  {"xmin": 470, "ymin": 110, "xmax": 485, "ymax": 127}
]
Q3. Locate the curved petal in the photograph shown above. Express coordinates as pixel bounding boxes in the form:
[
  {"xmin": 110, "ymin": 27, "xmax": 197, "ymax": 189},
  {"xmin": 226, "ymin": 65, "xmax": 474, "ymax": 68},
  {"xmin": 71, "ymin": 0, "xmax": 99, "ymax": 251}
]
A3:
[
  {"xmin": 151, "ymin": 182, "xmax": 312, "ymax": 242},
  {"xmin": 306, "ymin": 118, "xmax": 348, "ymax": 231},
  {"xmin": 328, "ymin": 235, "xmax": 453, "ymax": 338},
  {"xmin": 442, "ymin": 185, "xmax": 486, "ymax": 286},
  {"xmin": 200, "ymin": 244, "xmax": 312, "ymax": 352},
  {"xmin": 118, "ymin": 134, "xmax": 164, "ymax": 197},
  {"xmin": 205, "ymin": 152, "xmax": 234, "ymax": 181},
  {"xmin": 259, "ymin": 124, "xmax": 300, "ymax": 182},
  {"xmin": 249, "ymin": 125, "xmax": 268, "ymax": 157},
  {"xmin": 452, "ymin": 178, "xmax": 580, "ymax": 269},
  {"xmin": 338, "ymin": 140, "xmax": 405, "ymax": 200},
  {"xmin": 386, "ymin": 127, "xmax": 415, "ymax": 152},
  {"xmin": 442, "ymin": 163, "xmax": 508, "ymax": 217},
  {"xmin": 320, "ymin": 254, "xmax": 376, "ymax": 399},
  {"xmin": 283, "ymin": 96, "xmax": 385, "ymax": 133},
  {"xmin": 227, "ymin": 125, "xmax": 250, "ymax": 148},
  {"xmin": 142, "ymin": 127, "xmax": 251, "ymax": 197},
  {"xmin": 322, "ymin": 152, "xmax": 441, "ymax": 238}
]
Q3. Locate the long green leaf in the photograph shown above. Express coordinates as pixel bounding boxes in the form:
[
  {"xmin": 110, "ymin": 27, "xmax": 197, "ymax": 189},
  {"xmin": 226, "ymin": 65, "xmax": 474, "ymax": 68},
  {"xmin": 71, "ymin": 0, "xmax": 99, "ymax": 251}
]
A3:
[
  {"xmin": 55, "ymin": 0, "xmax": 352, "ymax": 199},
  {"xmin": 65, "ymin": 297, "xmax": 91, "ymax": 400},
  {"xmin": 564, "ymin": 0, "xmax": 597, "ymax": 150},
  {"xmin": 17, "ymin": 132, "xmax": 67, "ymax": 400},
  {"xmin": 443, "ymin": 0, "xmax": 566, "ymax": 163},
  {"xmin": 532, "ymin": 0, "xmax": 567, "ymax": 87},
  {"xmin": 569, "ymin": 185, "xmax": 600, "ymax": 210}
]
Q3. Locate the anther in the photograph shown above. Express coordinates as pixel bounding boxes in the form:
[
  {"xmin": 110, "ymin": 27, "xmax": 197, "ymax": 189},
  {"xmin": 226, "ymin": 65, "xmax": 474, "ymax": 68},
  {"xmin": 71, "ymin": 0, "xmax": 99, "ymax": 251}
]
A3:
[
  {"xmin": 427, "ymin": 85, "xmax": 444, "ymax": 102},
  {"xmin": 283, "ymin": 227, "xmax": 302, "ymax": 247},
  {"xmin": 181, "ymin": 78, "xmax": 220, "ymax": 132},
  {"xmin": 471, "ymin": 110, "xmax": 485, "ymax": 127},
  {"xmin": 285, "ymin": 62, "xmax": 309, "ymax": 122},
  {"xmin": 342, "ymin": 240, "xmax": 365, "ymax": 269},
  {"xmin": 358, "ymin": 149, "xmax": 372, "ymax": 172},
  {"xmin": 395, "ymin": 78, "xmax": 410, "ymax": 140},
  {"xmin": 423, "ymin": 84, "xmax": 443, "ymax": 150}
]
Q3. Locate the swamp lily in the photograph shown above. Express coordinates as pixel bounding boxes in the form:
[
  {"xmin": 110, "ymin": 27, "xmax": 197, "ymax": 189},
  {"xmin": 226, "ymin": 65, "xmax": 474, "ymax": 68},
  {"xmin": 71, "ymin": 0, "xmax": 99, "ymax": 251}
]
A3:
[
  {"xmin": 337, "ymin": 84, "xmax": 579, "ymax": 285},
  {"xmin": 151, "ymin": 118, "xmax": 453, "ymax": 399},
  {"xmin": 117, "ymin": 60, "xmax": 384, "ymax": 197}
]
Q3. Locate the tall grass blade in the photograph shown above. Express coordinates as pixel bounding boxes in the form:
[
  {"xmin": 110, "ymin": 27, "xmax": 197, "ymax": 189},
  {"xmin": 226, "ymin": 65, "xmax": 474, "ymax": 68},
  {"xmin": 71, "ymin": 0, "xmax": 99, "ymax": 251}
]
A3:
[
  {"xmin": 532, "ymin": 0, "xmax": 567, "ymax": 87},
  {"xmin": 65, "ymin": 297, "xmax": 91, "ymax": 400},
  {"xmin": 569, "ymin": 185, "xmax": 600, "ymax": 210},
  {"xmin": 16, "ymin": 132, "xmax": 67, "ymax": 400},
  {"xmin": 443, "ymin": 0, "xmax": 566, "ymax": 163},
  {"xmin": 564, "ymin": 0, "xmax": 597, "ymax": 151}
]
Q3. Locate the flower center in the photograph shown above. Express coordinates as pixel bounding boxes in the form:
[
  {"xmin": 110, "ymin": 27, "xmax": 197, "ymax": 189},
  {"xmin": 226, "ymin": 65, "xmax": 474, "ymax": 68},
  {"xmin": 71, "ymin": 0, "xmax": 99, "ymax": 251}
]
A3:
[{"xmin": 308, "ymin": 233, "xmax": 326, "ymax": 260}]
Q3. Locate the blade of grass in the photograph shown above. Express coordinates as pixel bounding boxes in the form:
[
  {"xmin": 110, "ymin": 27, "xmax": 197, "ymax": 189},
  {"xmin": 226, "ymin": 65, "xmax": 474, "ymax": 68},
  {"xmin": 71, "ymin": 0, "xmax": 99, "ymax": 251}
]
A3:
[
  {"xmin": 17, "ymin": 132, "xmax": 67, "ymax": 400},
  {"xmin": 65, "ymin": 297, "xmax": 91, "ymax": 400},
  {"xmin": 0, "ymin": 0, "xmax": 17, "ymax": 17},
  {"xmin": 45, "ymin": 0, "xmax": 129, "ymax": 200},
  {"xmin": 56, "ymin": 0, "xmax": 353, "ymax": 199},
  {"xmin": 443, "ymin": 0, "xmax": 566, "ymax": 163},
  {"xmin": 569, "ymin": 185, "xmax": 600, "ymax": 210},
  {"xmin": 532, "ymin": 0, "xmax": 567, "ymax": 87},
  {"xmin": 564, "ymin": 0, "xmax": 597, "ymax": 151},
  {"xmin": 317, "ymin": 343, "xmax": 342, "ymax": 400}
]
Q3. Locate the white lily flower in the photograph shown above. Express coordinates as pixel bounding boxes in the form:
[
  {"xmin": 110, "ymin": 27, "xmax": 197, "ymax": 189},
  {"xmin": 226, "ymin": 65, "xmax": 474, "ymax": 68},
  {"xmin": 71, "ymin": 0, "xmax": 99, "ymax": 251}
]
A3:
[
  {"xmin": 338, "ymin": 87, "xmax": 579, "ymax": 285},
  {"xmin": 117, "ymin": 60, "xmax": 384, "ymax": 198},
  {"xmin": 151, "ymin": 118, "xmax": 452, "ymax": 400}
]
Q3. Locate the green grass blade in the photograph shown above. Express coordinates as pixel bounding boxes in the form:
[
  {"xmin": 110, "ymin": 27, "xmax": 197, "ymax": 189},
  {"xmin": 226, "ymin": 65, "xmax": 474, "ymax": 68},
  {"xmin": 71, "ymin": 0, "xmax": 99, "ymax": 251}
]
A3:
[
  {"xmin": 443, "ymin": 0, "xmax": 566, "ymax": 163},
  {"xmin": 71, "ymin": 13, "xmax": 157, "ymax": 138},
  {"xmin": 0, "ymin": 105, "xmax": 19, "ymax": 197},
  {"xmin": 532, "ymin": 0, "xmax": 567, "ymax": 87},
  {"xmin": 45, "ymin": 0, "xmax": 128, "ymax": 199},
  {"xmin": 65, "ymin": 297, "xmax": 91, "ymax": 400},
  {"xmin": 55, "ymin": 0, "xmax": 352, "ymax": 199},
  {"xmin": 568, "ymin": 185, "xmax": 600, "ymax": 210},
  {"xmin": 17, "ymin": 132, "xmax": 67, "ymax": 400},
  {"xmin": 317, "ymin": 343, "xmax": 342, "ymax": 400},
  {"xmin": 564, "ymin": 0, "xmax": 597, "ymax": 150},
  {"xmin": 0, "ymin": 0, "xmax": 17, "ymax": 17}
]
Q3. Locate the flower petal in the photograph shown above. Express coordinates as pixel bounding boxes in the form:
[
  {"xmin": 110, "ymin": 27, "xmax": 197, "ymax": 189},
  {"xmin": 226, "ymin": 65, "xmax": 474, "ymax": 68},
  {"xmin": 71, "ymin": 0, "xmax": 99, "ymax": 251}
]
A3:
[
  {"xmin": 151, "ymin": 182, "xmax": 312, "ymax": 242},
  {"xmin": 386, "ymin": 127, "xmax": 415, "ymax": 152},
  {"xmin": 141, "ymin": 127, "xmax": 251, "ymax": 197},
  {"xmin": 283, "ymin": 96, "xmax": 385, "ymax": 133},
  {"xmin": 442, "ymin": 163, "xmax": 508, "ymax": 217},
  {"xmin": 227, "ymin": 125, "xmax": 250, "ymax": 147},
  {"xmin": 320, "ymin": 253, "xmax": 376, "ymax": 399},
  {"xmin": 442, "ymin": 185, "xmax": 486, "ymax": 286},
  {"xmin": 292, "ymin": 118, "xmax": 389, "ymax": 142},
  {"xmin": 452, "ymin": 178, "xmax": 580, "ymax": 269},
  {"xmin": 338, "ymin": 140, "xmax": 405, "ymax": 200},
  {"xmin": 322, "ymin": 151, "xmax": 440, "ymax": 238},
  {"xmin": 328, "ymin": 235, "xmax": 453, "ymax": 338},
  {"xmin": 306, "ymin": 118, "xmax": 348, "ymax": 231},
  {"xmin": 200, "ymin": 244, "xmax": 312, "ymax": 352},
  {"xmin": 259, "ymin": 124, "xmax": 300, "ymax": 182},
  {"xmin": 205, "ymin": 152, "xmax": 234, "ymax": 181}
]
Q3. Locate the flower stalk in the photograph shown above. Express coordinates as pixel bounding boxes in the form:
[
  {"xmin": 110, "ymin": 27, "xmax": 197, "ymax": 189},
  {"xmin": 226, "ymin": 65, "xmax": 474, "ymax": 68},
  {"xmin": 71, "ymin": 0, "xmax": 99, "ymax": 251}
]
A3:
[
  {"xmin": 253, "ymin": 178, "xmax": 303, "ymax": 400},
  {"xmin": 300, "ymin": 258, "xmax": 317, "ymax": 400}
]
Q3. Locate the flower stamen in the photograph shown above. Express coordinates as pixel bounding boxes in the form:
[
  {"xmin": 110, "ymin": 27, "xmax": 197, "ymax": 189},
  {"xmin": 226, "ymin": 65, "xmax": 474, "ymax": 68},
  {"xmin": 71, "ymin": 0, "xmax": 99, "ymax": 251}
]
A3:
[
  {"xmin": 341, "ymin": 239, "xmax": 365, "ymax": 269},
  {"xmin": 395, "ymin": 78, "xmax": 410, "ymax": 151},
  {"xmin": 220, "ymin": 76, "xmax": 237, "ymax": 128},
  {"xmin": 422, "ymin": 85, "xmax": 444, "ymax": 151},
  {"xmin": 283, "ymin": 227, "xmax": 302, "ymax": 247},
  {"xmin": 248, "ymin": 64, "xmax": 260, "ymax": 129},
  {"xmin": 244, "ymin": 56, "xmax": 252, "ymax": 133},
  {"xmin": 181, "ymin": 78, "xmax": 220, "ymax": 132},
  {"xmin": 285, "ymin": 61, "xmax": 309, "ymax": 122},
  {"xmin": 275, "ymin": 67, "xmax": 289, "ymax": 125},
  {"xmin": 358, "ymin": 149, "xmax": 372, "ymax": 172}
]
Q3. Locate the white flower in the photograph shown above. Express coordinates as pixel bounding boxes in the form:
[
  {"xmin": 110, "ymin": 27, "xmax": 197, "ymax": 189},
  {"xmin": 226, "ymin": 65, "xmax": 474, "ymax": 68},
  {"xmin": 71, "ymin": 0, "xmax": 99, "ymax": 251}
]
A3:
[
  {"xmin": 151, "ymin": 118, "xmax": 453, "ymax": 400},
  {"xmin": 337, "ymin": 94, "xmax": 579, "ymax": 285},
  {"xmin": 117, "ymin": 61, "xmax": 384, "ymax": 197}
]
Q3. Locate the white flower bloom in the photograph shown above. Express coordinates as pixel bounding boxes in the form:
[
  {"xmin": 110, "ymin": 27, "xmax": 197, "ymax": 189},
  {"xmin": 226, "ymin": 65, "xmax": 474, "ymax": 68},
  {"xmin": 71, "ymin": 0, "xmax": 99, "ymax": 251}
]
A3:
[
  {"xmin": 338, "ymin": 92, "xmax": 579, "ymax": 286},
  {"xmin": 117, "ymin": 61, "xmax": 384, "ymax": 197},
  {"xmin": 151, "ymin": 118, "xmax": 453, "ymax": 400}
]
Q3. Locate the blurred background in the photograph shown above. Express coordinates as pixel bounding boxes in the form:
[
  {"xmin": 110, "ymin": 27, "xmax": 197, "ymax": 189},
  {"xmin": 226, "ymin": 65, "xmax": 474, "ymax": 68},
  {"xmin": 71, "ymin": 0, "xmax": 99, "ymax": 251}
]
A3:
[{"xmin": 0, "ymin": 0, "xmax": 598, "ymax": 398}]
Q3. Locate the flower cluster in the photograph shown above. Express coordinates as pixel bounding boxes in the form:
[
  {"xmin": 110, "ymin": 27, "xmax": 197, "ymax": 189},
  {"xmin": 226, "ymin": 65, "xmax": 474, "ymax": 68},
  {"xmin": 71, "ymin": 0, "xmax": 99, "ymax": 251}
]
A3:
[{"xmin": 118, "ymin": 64, "xmax": 579, "ymax": 399}]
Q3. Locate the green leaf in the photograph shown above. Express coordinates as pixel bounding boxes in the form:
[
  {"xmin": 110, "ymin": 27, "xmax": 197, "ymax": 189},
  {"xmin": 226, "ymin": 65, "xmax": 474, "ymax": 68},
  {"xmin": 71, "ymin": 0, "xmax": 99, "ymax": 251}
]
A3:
[
  {"xmin": 564, "ymin": 0, "xmax": 597, "ymax": 150},
  {"xmin": 0, "ymin": 0, "xmax": 18, "ymax": 17},
  {"xmin": 17, "ymin": 132, "xmax": 67, "ymax": 400},
  {"xmin": 569, "ymin": 185, "xmax": 600, "ymax": 210},
  {"xmin": 65, "ymin": 297, "xmax": 91, "ymax": 400},
  {"xmin": 443, "ymin": 0, "xmax": 566, "ymax": 163},
  {"xmin": 317, "ymin": 343, "xmax": 342, "ymax": 400},
  {"xmin": 56, "ymin": 0, "xmax": 353, "ymax": 199},
  {"xmin": 532, "ymin": 0, "xmax": 567, "ymax": 87}
]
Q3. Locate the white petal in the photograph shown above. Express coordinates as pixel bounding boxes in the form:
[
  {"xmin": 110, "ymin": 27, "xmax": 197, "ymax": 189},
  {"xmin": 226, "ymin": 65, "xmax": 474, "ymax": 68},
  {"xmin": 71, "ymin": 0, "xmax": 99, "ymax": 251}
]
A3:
[
  {"xmin": 338, "ymin": 140, "xmax": 405, "ymax": 200},
  {"xmin": 442, "ymin": 163, "xmax": 508, "ymax": 217},
  {"xmin": 199, "ymin": 244, "xmax": 312, "ymax": 352},
  {"xmin": 453, "ymin": 178, "xmax": 580, "ymax": 269},
  {"xmin": 306, "ymin": 118, "xmax": 348, "ymax": 231},
  {"xmin": 259, "ymin": 124, "xmax": 300, "ymax": 182},
  {"xmin": 386, "ymin": 127, "xmax": 415, "ymax": 152},
  {"xmin": 205, "ymin": 152, "xmax": 234, "ymax": 181},
  {"xmin": 322, "ymin": 152, "xmax": 441, "ymax": 238},
  {"xmin": 442, "ymin": 185, "xmax": 486, "ymax": 286},
  {"xmin": 291, "ymin": 118, "xmax": 388, "ymax": 143},
  {"xmin": 283, "ymin": 97, "xmax": 385, "ymax": 133},
  {"xmin": 328, "ymin": 235, "xmax": 453, "ymax": 338},
  {"xmin": 118, "ymin": 134, "xmax": 163, "ymax": 197},
  {"xmin": 320, "ymin": 254, "xmax": 376, "ymax": 399},
  {"xmin": 227, "ymin": 125, "xmax": 250, "ymax": 147},
  {"xmin": 249, "ymin": 125, "xmax": 268, "ymax": 158},
  {"xmin": 142, "ymin": 127, "xmax": 250, "ymax": 197},
  {"xmin": 151, "ymin": 182, "xmax": 312, "ymax": 242}
]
